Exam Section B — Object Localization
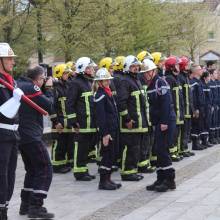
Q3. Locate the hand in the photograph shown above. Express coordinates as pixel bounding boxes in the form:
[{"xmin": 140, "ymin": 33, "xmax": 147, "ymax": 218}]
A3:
[
  {"xmin": 193, "ymin": 110, "xmax": 199, "ymax": 118},
  {"xmin": 45, "ymin": 77, "xmax": 53, "ymax": 87},
  {"xmin": 102, "ymin": 134, "xmax": 112, "ymax": 147},
  {"xmin": 160, "ymin": 124, "xmax": 168, "ymax": 131},
  {"xmin": 13, "ymin": 88, "xmax": 24, "ymax": 101},
  {"xmin": 74, "ymin": 123, "xmax": 80, "ymax": 133},
  {"xmin": 55, "ymin": 123, "xmax": 63, "ymax": 133},
  {"xmin": 126, "ymin": 120, "xmax": 135, "ymax": 130}
]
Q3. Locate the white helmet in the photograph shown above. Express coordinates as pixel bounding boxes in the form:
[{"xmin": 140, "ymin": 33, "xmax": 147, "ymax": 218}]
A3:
[
  {"xmin": 94, "ymin": 68, "xmax": 113, "ymax": 81},
  {"xmin": 75, "ymin": 57, "xmax": 97, "ymax": 74},
  {"xmin": 123, "ymin": 55, "xmax": 141, "ymax": 72},
  {"xmin": 140, "ymin": 59, "xmax": 157, "ymax": 73},
  {"xmin": 0, "ymin": 43, "xmax": 16, "ymax": 58}
]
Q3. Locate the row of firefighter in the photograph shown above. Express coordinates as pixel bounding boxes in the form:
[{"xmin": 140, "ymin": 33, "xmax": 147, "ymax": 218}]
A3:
[{"xmin": 49, "ymin": 51, "xmax": 220, "ymax": 192}]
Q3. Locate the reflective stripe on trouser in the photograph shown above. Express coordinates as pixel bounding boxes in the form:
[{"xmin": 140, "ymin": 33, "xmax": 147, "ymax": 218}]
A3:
[
  {"xmin": 120, "ymin": 134, "xmax": 141, "ymax": 175},
  {"xmin": 73, "ymin": 133, "xmax": 97, "ymax": 174},
  {"xmin": 51, "ymin": 133, "xmax": 74, "ymax": 167},
  {"xmin": 181, "ymin": 119, "xmax": 191, "ymax": 152},
  {"xmin": 99, "ymin": 131, "xmax": 117, "ymax": 174},
  {"xmin": 138, "ymin": 132, "xmax": 151, "ymax": 168},
  {"xmin": 19, "ymin": 141, "xmax": 52, "ymax": 202},
  {"xmin": 155, "ymin": 120, "xmax": 175, "ymax": 169},
  {"xmin": 0, "ymin": 141, "xmax": 17, "ymax": 206}
]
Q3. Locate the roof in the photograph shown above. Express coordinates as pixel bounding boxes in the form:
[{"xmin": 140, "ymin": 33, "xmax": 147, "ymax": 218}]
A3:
[{"xmin": 200, "ymin": 50, "xmax": 220, "ymax": 61}]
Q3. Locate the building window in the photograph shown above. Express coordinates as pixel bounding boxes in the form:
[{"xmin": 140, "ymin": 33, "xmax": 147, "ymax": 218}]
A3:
[{"xmin": 208, "ymin": 31, "xmax": 215, "ymax": 41}]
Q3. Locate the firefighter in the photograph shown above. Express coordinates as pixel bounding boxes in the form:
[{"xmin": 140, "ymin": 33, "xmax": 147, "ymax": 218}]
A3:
[
  {"xmin": 99, "ymin": 57, "xmax": 119, "ymax": 170},
  {"xmin": 137, "ymin": 50, "xmax": 154, "ymax": 63},
  {"xmin": 201, "ymin": 71, "xmax": 213, "ymax": 147},
  {"xmin": 209, "ymin": 69, "xmax": 219, "ymax": 144},
  {"xmin": 66, "ymin": 57, "xmax": 97, "ymax": 181},
  {"xmin": 93, "ymin": 68, "xmax": 121, "ymax": 190},
  {"xmin": 141, "ymin": 59, "xmax": 176, "ymax": 192},
  {"xmin": 190, "ymin": 64, "xmax": 206, "ymax": 150},
  {"xmin": 215, "ymin": 69, "xmax": 220, "ymax": 143},
  {"xmin": 117, "ymin": 55, "xmax": 148, "ymax": 181},
  {"xmin": 0, "ymin": 43, "xmax": 23, "ymax": 219},
  {"xmin": 50, "ymin": 64, "xmax": 74, "ymax": 173},
  {"xmin": 17, "ymin": 66, "xmax": 54, "ymax": 219},
  {"xmin": 151, "ymin": 52, "xmax": 166, "ymax": 77},
  {"xmin": 165, "ymin": 56, "xmax": 185, "ymax": 162},
  {"xmin": 138, "ymin": 60, "xmax": 157, "ymax": 173},
  {"xmin": 178, "ymin": 56, "xmax": 195, "ymax": 157}
]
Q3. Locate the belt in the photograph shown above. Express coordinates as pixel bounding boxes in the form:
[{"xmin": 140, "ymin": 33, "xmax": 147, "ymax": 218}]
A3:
[{"xmin": 0, "ymin": 123, "xmax": 19, "ymax": 131}]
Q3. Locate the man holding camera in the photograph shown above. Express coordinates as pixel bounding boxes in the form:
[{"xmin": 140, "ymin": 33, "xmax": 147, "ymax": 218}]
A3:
[{"xmin": 17, "ymin": 66, "xmax": 55, "ymax": 219}]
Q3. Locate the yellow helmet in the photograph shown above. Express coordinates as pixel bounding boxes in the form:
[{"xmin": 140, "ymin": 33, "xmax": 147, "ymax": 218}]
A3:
[
  {"xmin": 66, "ymin": 61, "xmax": 76, "ymax": 71},
  {"xmin": 137, "ymin": 51, "xmax": 153, "ymax": 62},
  {"xmin": 113, "ymin": 56, "xmax": 125, "ymax": 71},
  {"xmin": 99, "ymin": 57, "xmax": 114, "ymax": 71},
  {"xmin": 53, "ymin": 64, "xmax": 72, "ymax": 79},
  {"xmin": 151, "ymin": 52, "xmax": 166, "ymax": 65}
]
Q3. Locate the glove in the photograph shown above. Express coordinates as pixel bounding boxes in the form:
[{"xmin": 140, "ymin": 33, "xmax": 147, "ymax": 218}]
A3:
[{"xmin": 13, "ymin": 88, "xmax": 24, "ymax": 101}]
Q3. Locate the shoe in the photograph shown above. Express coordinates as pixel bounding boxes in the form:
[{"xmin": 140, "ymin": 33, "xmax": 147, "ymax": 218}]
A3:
[
  {"xmin": 210, "ymin": 139, "xmax": 218, "ymax": 145},
  {"xmin": 138, "ymin": 166, "xmax": 156, "ymax": 173},
  {"xmin": 155, "ymin": 179, "xmax": 176, "ymax": 192},
  {"xmin": 171, "ymin": 154, "xmax": 181, "ymax": 162},
  {"xmin": 99, "ymin": 181, "xmax": 117, "ymax": 190},
  {"xmin": 75, "ymin": 173, "xmax": 93, "ymax": 181},
  {"xmin": 53, "ymin": 166, "xmax": 71, "ymax": 174},
  {"xmin": 28, "ymin": 206, "xmax": 54, "ymax": 219},
  {"xmin": 181, "ymin": 152, "xmax": 191, "ymax": 157},
  {"xmin": 87, "ymin": 173, "xmax": 96, "ymax": 179},
  {"xmin": 121, "ymin": 173, "xmax": 144, "ymax": 181},
  {"xmin": 146, "ymin": 180, "xmax": 163, "ymax": 191},
  {"xmin": 110, "ymin": 181, "xmax": 122, "ymax": 189},
  {"xmin": 192, "ymin": 144, "xmax": 205, "ymax": 150},
  {"xmin": 19, "ymin": 201, "xmax": 29, "ymax": 215},
  {"xmin": 187, "ymin": 151, "xmax": 195, "ymax": 156}
]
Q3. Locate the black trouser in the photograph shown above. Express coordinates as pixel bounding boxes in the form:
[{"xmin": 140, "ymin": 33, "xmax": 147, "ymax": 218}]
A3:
[
  {"xmin": 99, "ymin": 131, "xmax": 118, "ymax": 174},
  {"xmin": 202, "ymin": 106, "xmax": 212, "ymax": 143},
  {"xmin": 51, "ymin": 133, "xmax": 74, "ymax": 168},
  {"xmin": 210, "ymin": 105, "xmax": 217, "ymax": 140},
  {"xmin": 155, "ymin": 120, "xmax": 176, "ymax": 180},
  {"xmin": 181, "ymin": 118, "xmax": 191, "ymax": 152},
  {"xmin": 149, "ymin": 126, "xmax": 157, "ymax": 167},
  {"xmin": 138, "ymin": 132, "xmax": 151, "ymax": 168},
  {"xmin": 191, "ymin": 109, "xmax": 204, "ymax": 139},
  {"xmin": 120, "ymin": 133, "xmax": 141, "ymax": 176},
  {"xmin": 73, "ymin": 133, "xmax": 97, "ymax": 177},
  {"xmin": 19, "ymin": 141, "xmax": 53, "ymax": 206},
  {"xmin": 0, "ymin": 141, "xmax": 18, "ymax": 207}
]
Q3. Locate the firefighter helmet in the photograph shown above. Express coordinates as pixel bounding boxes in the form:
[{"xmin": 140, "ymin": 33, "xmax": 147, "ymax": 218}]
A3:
[
  {"xmin": 75, "ymin": 57, "xmax": 97, "ymax": 74},
  {"xmin": 94, "ymin": 68, "xmax": 113, "ymax": 81},
  {"xmin": 123, "ymin": 55, "xmax": 141, "ymax": 72}
]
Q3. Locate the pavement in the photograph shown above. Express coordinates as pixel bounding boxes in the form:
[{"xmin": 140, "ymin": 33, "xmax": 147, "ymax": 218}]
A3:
[{"xmin": 8, "ymin": 142, "xmax": 220, "ymax": 220}]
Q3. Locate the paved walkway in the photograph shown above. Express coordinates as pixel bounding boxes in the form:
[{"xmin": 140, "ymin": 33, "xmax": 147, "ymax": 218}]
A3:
[{"xmin": 8, "ymin": 144, "xmax": 220, "ymax": 220}]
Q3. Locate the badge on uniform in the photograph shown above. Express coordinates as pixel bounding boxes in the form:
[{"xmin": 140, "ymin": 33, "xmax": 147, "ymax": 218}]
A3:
[{"xmin": 34, "ymin": 85, "xmax": 40, "ymax": 91}]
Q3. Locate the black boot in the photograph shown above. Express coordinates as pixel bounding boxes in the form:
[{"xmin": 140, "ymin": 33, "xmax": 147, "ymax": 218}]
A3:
[
  {"xmin": 99, "ymin": 174, "xmax": 117, "ymax": 190},
  {"xmin": 19, "ymin": 189, "xmax": 31, "ymax": 215},
  {"xmin": 107, "ymin": 174, "xmax": 122, "ymax": 189},
  {"xmin": 75, "ymin": 173, "xmax": 93, "ymax": 181},
  {"xmin": 192, "ymin": 137, "xmax": 205, "ymax": 150},
  {"xmin": 121, "ymin": 173, "xmax": 144, "ymax": 181},
  {"xmin": 201, "ymin": 134, "xmax": 213, "ymax": 148},
  {"xmin": 155, "ymin": 169, "xmax": 176, "ymax": 192},
  {"xmin": 53, "ymin": 165, "xmax": 71, "ymax": 174},
  {"xmin": 19, "ymin": 201, "xmax": 29, "ymax": 215},
  {"xmin": 0, "ymin": 208, "xmax": 7, "ymax": 220},
  {"xmin": 146, "ymin": 170, "xmax": 164, "ymax": 191},
  {"xmin": 138, "ymin": 166, "xmax": 156, "ymax": 173},
  {"xmin": 28, "ymin": 206, "xmax": 54, "ymax": 219}
]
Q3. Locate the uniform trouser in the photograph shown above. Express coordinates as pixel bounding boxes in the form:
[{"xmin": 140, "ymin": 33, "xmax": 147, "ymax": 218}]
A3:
[
  {"xmin": 217, "ymin": 106, "xmax": 220, "ymax": 138},
  {"xmin": 73, "ymin": 133, "xmax": 97, "ymax": 177},
  {"xmin": 169, "ymin": 124, "xmax": 181, "ymax": 155},
  {"xmin": 181, "ymin": 118, "xmax": 191, "ymax": 152},
  {"xmin": 19, "ymin": 140, "xmax": 53, "ymax": 206},
  {"xmin": 138, "ymin": 132, "xmax": 151, "ymax": 168},
  {"xmin": 210, "ymin": 106, "xmax": 217, "ymax": 140},
  {"xmin": 51, "ymin": 133, "xmax": 74, "ymax": 168},
  {"xmin": 191, "ymin": 109, "xmax": 205, "ymax": 140},
  {"xmin": 120, "ymin": 133, "xmax": 141, "ymax": 176},
  {"xmin": 0, "ymin": 141, "xmax": 18, "ymax": 207},
  {"xmin": 149, "ymin": 127, "xmax": 157, "ymax": 167},
  {"xmin": 99, "ymin": 131, "xmax": 118, "ymax": 174},
  {"xmin": 202, "ymin": 106, "xmax": 211, "ymax": 143},
  {"xmin": 155, "ymin": 120, "xmax": 175, "ymax": 180}
]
